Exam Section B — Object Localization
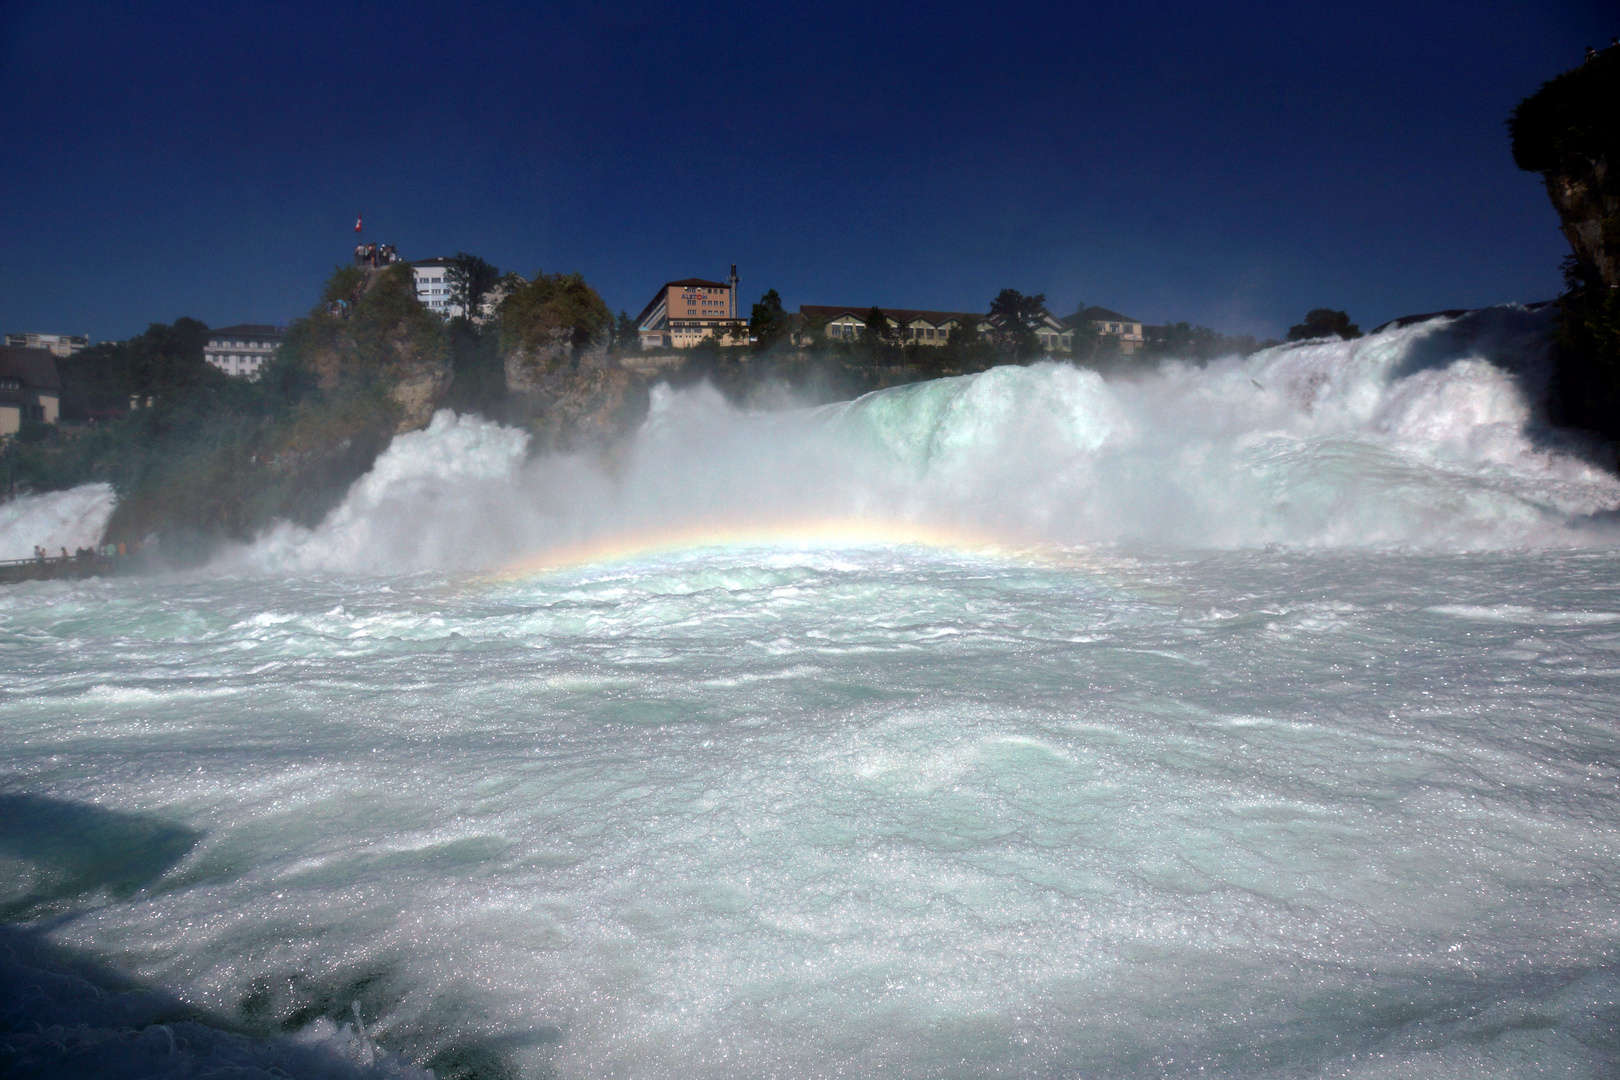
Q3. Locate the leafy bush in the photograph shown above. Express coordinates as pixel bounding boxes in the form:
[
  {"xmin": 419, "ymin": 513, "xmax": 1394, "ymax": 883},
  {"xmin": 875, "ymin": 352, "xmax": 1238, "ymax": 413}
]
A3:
[
  {"xmin": 1286, "ymin": 309, "xmax": 1361, "ymax": 341},
  {"xmin": 500, "ymin": 271, "xmax": 611, "ymax": 357}
]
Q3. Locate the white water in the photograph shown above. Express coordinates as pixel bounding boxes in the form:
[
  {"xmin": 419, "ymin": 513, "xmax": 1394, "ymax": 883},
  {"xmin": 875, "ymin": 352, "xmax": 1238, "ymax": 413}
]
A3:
[
  {"xmin": 0, "ymin": 482, "xmax": 115, "ymax": 560},
  {"xmin": 4, "ymin": 308, "xmax": 1620, "ymax": 1078},
  {"xmin": 234, "ymin": 306, "xmax": 1620, "ymax": 577}
]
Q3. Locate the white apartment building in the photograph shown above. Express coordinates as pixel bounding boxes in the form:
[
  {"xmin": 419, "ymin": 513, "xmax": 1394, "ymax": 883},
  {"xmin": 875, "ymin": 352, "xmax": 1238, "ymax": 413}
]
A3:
[
  {"xmin": 4, "ymin": 332, "xmax": 89, "ymax": 357},
  {"xmin": 410, "ymin": 258, "xmax": 464, "ymax": 318},
  {"xmin": 204, "ymin": 324, "xmax": 282, "ymax": 379}
]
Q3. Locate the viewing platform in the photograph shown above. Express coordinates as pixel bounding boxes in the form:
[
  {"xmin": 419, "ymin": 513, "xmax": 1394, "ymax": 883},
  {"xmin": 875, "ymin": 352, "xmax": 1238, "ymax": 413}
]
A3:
[{"xmin": 0, "ymin": 551, "xmax": 135, "ymax": 585}]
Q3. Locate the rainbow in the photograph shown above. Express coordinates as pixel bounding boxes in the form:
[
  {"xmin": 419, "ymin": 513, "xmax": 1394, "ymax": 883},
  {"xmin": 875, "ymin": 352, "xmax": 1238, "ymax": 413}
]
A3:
[{"xmin": 481, "ymin": 515, "xmax": 1043, "ymax": 582}]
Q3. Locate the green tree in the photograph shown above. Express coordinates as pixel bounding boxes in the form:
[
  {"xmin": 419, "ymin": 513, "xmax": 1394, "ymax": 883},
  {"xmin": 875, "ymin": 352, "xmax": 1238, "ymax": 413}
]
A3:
[
  {"xmin": 750, "ymin": 289, "xmax": 789, "ymax": 352},
  {"xmin": 321, "ymin": 264, "xmax": 365, "ymax": 306},
  {"xmin": 139, "ymin": 317, "xmax": 212, "ymax": 399},
  {"xmin": 862, "ymin": 307, "xmax": 892, "ymax": 345},
  {"xmin": 499, "ymin": 271, "xmax": 613, "ymax": 356},
  {"xmin": 935, "ymin": 316, "xmax": 991, "ymax": 372},
  {"xmin": 444, "ymin": 316, "xmax": 505, "ymax": 414},
  {"xmin": 1286, "ymin": 309, "xmax": 1361, "ymax": 341},
  {"xmin": 1065, "ymin": 306, "xmax": 1101, "ymax": 360},
  {"xmin": 988, "ymin": 289, "xmax": 1048, "ymax": 359},
  {"xmin": 613, "ymin": 310, "xmax": 640, "ymax": 352},
  {"xmin": 350, "ymin": 263, "xmax": 447, "ymax": 370},
  {"xmin": 800, "ymin": 309, "xmax": 830, "ymax": 346},
  {"xmin": 445, "ymin": 253, "xmax": 501, "ymax": 322}
]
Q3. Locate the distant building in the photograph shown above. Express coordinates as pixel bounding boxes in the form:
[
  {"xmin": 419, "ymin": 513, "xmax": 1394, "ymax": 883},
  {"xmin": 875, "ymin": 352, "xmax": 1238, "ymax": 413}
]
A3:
[
  {"xmin": 802, "ymin": 306, "xmax": 1073, "ymax": 352},
  {"xmin": 800, "ymin": 306, "xmax": 988, "ymax": 346},
  {"xmin": 204, "ymin": 324, "xmax": 283, "ymax": 379},
  {"xmin": 1035, "ymin": 317, "xmax": 1073, "ymax": 353},
  {"xmin": 0, "ymin": 346, "xmax": 61, "ymax": 434},
  {"xmin": 410, "ymin": 258, "xmax": 464, "ymax": 318},
  {"xmin": 1067, "ymin": 306, "xmax": 1145, "ymax": 354},
  {"xmin": 4, "ymin": 333, "xmax": 89, "ymax": 357},
  {"xmin": 985, "ymin": 309, "xmax": 1074, "ymax": 352},
  {"xmin": 636, "ymin": 267, "xmax": 742, "ymax": 349}
]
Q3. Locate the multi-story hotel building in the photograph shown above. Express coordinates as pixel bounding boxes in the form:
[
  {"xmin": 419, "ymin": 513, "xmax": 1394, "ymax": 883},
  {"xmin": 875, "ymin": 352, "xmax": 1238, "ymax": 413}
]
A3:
[
  {"xmin": 635, "ymin": 266, "xmax": 742, "ymax": 348},
  {"xmin": 204, "ymin": 324, "xmax": 283, "ymax": 379}
]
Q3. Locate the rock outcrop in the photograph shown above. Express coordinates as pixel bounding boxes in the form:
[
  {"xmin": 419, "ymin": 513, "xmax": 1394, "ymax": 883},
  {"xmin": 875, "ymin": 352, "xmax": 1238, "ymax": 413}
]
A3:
[
  {"xmin": 1544, "ymin": 156, "xmax": 1618, "ymax": 288},
  {"xmin": 387, "ymin": 360, "xmax": 452, "ymax": 433},
  {"xmin": 1511, "ymin": 48, "xmax": 1619, "ymax": 287},
  {"xmin": 505, "ymin": 349, "xmax": 650, "ymax": 453},
  {"xmin": 1510, "ymin": 48, "xmax": 1620, "ymax": 439}
]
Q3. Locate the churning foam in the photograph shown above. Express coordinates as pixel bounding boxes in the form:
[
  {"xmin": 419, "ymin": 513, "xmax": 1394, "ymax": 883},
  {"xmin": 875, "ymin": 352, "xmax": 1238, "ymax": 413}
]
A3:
[
  {"xmin": 0, "ymin": 482, "xmax": 116, "ymax": 560},
  {"xmin": 229, "ymin": 305, "xmax": 1618, "ymax": 576}
]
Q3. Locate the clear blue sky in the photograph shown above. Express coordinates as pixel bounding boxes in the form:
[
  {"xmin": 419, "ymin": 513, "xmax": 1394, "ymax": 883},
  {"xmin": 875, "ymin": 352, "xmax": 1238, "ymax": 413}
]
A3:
[{"xmin": 1, "ymin": 0, "xmax": 1612, "ymax": 343}]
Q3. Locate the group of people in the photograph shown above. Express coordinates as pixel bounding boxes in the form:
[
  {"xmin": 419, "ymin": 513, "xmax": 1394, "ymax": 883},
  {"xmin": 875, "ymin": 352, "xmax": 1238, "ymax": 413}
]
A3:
[
  {"xmin": 30, "ymin": 542, "xmax": 128, "ymax": 562},
  {"xmin": 354, "ymin": 242, "xmax": 400, "ymax": 267}
]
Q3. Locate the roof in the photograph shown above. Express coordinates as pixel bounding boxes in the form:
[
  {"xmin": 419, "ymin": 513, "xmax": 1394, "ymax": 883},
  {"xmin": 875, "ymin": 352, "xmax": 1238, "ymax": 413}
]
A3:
[
  {"xmin": 799, "ymin": 305, "xmax": 985, "ymax": 326},
  {"xmin": 409, "ymin": 257, "xmax": 455, "ymax": 268},
  {"xmin": 0, "ymin": 346, "xmax": 61, "ymax": 391},
  {"xmin": 208, "ymin": 324, "xmax": 282, "ymax": 341},
  {"xmin": 666, "ymin": 278, "xmax": 731, "ymax": 289},
  {"xmin": 1069, "ymin": 306, "xmax": 1139, "ymax": 325}
]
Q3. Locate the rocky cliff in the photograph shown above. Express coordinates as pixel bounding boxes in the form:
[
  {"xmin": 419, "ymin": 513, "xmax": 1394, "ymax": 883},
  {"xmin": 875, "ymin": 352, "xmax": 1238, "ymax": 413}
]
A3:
[
  {"xmin": 1512, "ymin": 48, "xmax": 1619, "ymax": 286},
  {"xmin": 1510, "ymin": 47, "xmax": 1620, "ymax": 439},
  {"xmin": 504, "ymin": 344, "xmax": 651, "ymax": 453}
]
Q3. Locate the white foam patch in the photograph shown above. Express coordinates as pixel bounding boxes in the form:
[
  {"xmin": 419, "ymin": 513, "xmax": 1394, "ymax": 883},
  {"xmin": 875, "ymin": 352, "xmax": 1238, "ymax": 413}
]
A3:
[
  {"xmin": 237, "ymin": 410, "xmax": 531, "ymax": 573},
  {"xmin": 0, "ymin": 483, "xmax": 116, "ymax": 560}
]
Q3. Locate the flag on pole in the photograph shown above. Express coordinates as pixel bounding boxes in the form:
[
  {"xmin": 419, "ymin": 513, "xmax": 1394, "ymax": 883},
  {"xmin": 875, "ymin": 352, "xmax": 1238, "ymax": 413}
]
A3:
[{"xmin": 354, "ymin": 213, "xmax": 363, "ymax": 233}]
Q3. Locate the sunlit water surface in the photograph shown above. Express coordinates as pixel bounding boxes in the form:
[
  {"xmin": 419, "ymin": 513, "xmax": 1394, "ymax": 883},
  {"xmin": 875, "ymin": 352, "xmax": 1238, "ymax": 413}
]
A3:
[{"xmin": 4, "ymin": 546, "xmax": 1620, "ymax": 1078}]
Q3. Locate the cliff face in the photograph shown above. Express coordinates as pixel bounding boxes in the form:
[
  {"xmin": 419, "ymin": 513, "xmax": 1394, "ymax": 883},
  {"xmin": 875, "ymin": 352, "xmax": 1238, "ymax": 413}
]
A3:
[
  {"xmin": 1544, "ymin": 155, "xmax": 1618, "ymax": 288},
  {"xmin": 385, "ymin": 344, "xmax": 452, "ymax": 433},
  {"xmin": 1511, "ymin": 49, "xmax": 1620, "ymax": 287},
  {"xmin": 504, "ymin": 345, "xmax": 651, "ymax": 453},
  {"xmin": 1510, "ymin": 49, "xmax": 1620, "ymax": 440}
]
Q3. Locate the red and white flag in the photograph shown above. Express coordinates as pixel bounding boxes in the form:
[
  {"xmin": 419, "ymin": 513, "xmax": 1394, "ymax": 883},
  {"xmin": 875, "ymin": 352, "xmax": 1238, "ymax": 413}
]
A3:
[{"xmin": 354, "ymin": 213, "xmax": 363, "ymax": 233}]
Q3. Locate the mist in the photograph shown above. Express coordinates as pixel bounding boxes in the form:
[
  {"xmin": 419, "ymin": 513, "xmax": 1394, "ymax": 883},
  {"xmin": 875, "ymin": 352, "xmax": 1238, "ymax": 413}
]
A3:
[{"xmin": 213, "ymin": 305, "xmax": 1620, "ymax": 577}]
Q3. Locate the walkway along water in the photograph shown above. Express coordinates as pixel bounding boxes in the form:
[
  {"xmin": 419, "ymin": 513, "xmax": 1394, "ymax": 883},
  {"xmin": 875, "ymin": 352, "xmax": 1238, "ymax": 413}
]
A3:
[{"xmin": 0, "ymin": 549, "xmax": 135, "ymax": 585}]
